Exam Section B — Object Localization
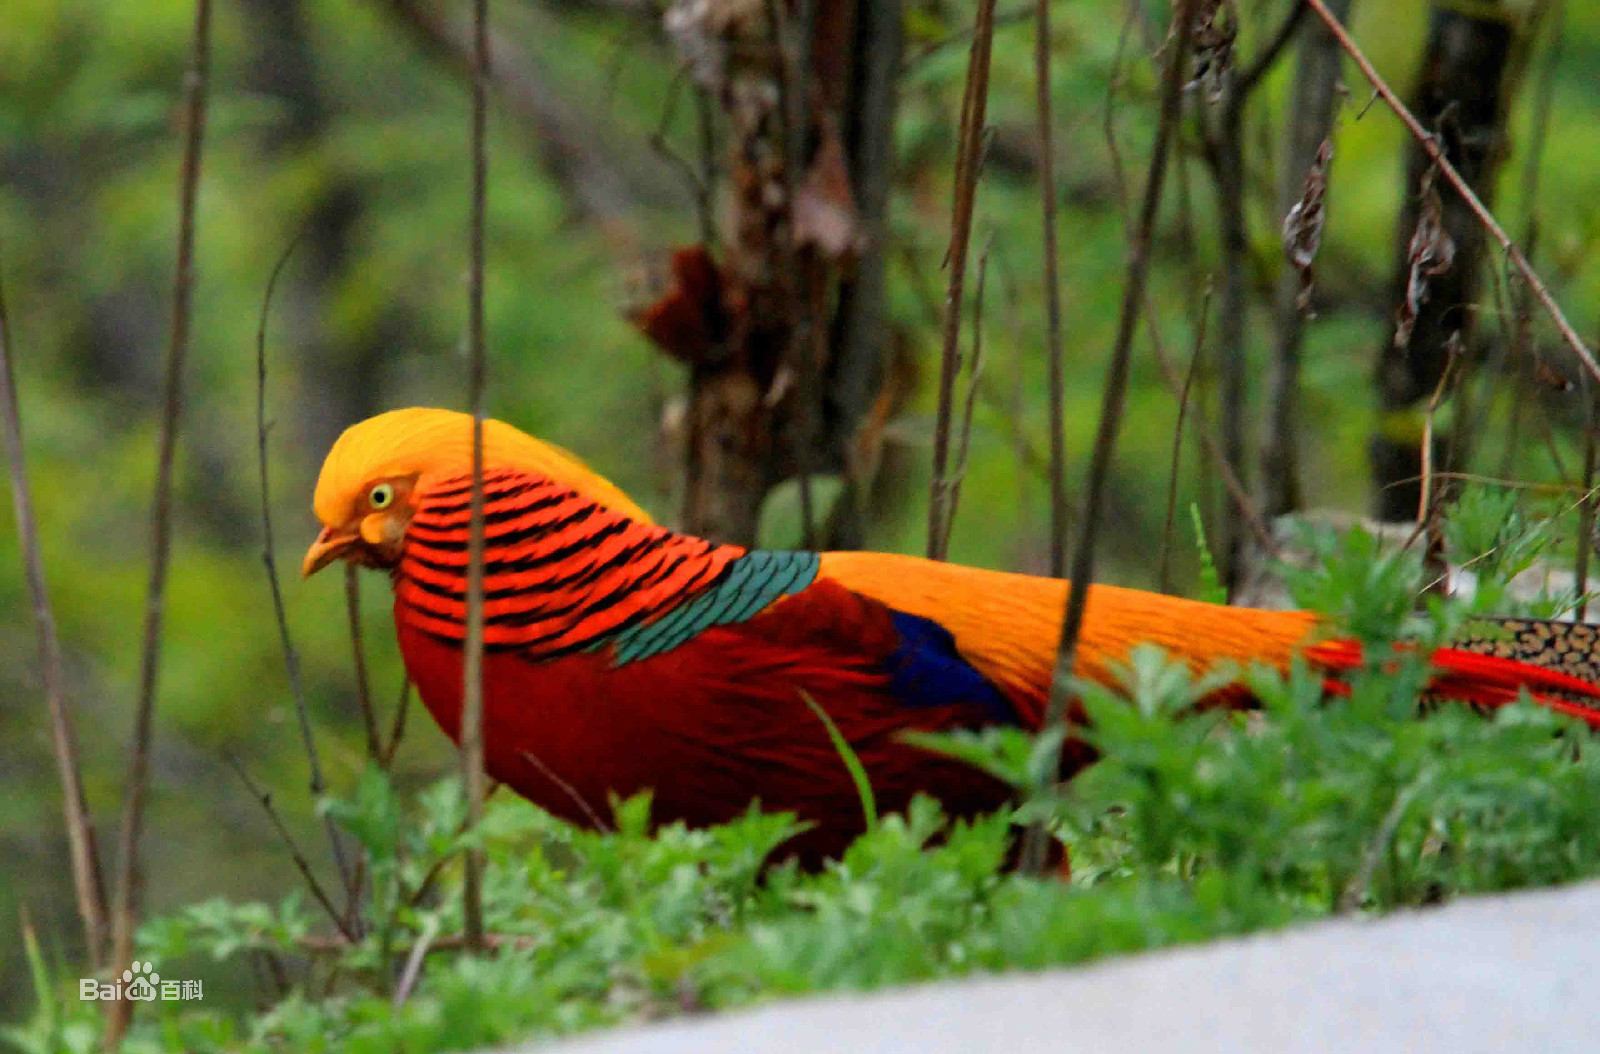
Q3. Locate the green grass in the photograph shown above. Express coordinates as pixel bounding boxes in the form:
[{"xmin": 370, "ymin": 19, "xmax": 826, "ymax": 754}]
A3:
[{"xmin": 11, "ymin": 509, "xmax": 1600, "ymax": 1054}]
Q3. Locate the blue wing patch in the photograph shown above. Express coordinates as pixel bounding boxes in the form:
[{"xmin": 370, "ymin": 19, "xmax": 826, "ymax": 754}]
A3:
[
  {"xmin": 608, "ymin": 550, "xmax": 821, "ymax": 665},
  {"xmin": 608, "ymin": 551, "xmax": 1014, "ymax": 725},
  {"xmin": 884, "ymin": 610, "xmax": 1018, "ymax": 724}
]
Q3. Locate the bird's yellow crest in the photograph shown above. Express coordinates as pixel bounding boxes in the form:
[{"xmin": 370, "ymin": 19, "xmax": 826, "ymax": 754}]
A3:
[{"xmin": 311, "ymin": 408, "xmax": 652, "ymax": 527}]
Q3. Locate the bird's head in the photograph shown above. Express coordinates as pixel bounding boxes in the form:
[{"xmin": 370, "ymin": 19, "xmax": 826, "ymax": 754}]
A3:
[{"xmin": 301, "ymin": 407, "xmax": 650, "ymax": 578}]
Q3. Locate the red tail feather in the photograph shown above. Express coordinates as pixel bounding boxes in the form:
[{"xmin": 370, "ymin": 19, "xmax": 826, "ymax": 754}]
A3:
[{"xmin": 1306, "ymin": 639, "xmax": 1600, "ymax": 728}]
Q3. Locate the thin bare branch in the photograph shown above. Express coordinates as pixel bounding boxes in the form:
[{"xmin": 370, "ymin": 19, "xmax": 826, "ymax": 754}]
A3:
[
  {"xmin": 0, "ymin": 261, "xmax": 108, "ymax": 972},
  {"xmin": 1110, "ymin": 4, "xmax": 1278, "ymax": 570},
  {"xmin": 1265, "ymin": 0, "xmax": 1348, "ymax": 521},
  {"xmin": 899, "ymin": 239, "xmax": 1055, "ymax": 485},
  {"xmin": 1102, "ymin": 0, "xmax": 1138, "ymax": 227},
  {"xmin": 108, "ymin": 1, "xmax": 210, "ymax": 1043},
  {"xmin": 1417, "ymin": 335, "xmax": 1462, "ymax": 597},
  {"xmin": 299, "ymin": 931, "xmax": 537, "ymax": 956},
  {"xmin": 1143, "ymin": 294, "xmax": 1279, "ymax": 556},
  {"xmin": 1233, "ymin": 0, "xmax": 1307, "ymax": 98},
  {"xmin": 1023, "ymin": 0, "xmax": 1197, "ymax": 873},
  {"xmin": 1160, "ymin": 284, "xmax": 1213, "ymax": 593},
  {"xmin": 928, "ymin": 0, "xmax": 998, "ymax": 562},
  {"xmin": 647, "ymin": 66, "xmax": 716, "ymax": 247},
  {"xmin": 392, "ymin": 915, "xmax": 439, "ymax": 1006},
  {"xmin": 460, "ymin": 0, "xmax": 490, "ymax": 956},
  {"xmin": 1303, "ymin": 0, "xmax": 1598, "ymax": 383},
  {"xmin": 404, "ymin": 781, "xmax": 501, "ymax": 910},
  {"xmin": 253, "ymin": 225, "xmax": 355, "ymax": 904},
  {"xmin": 1453, "ymin": 0, "xmax": 1556, "ymax": 483},
  {"xmin": 1337, "ymin": 773, "xmax": 1426, "ymax": 913},
  {"xmin": 1382, "ymin": 471, "xmax": 1583, "ymax": 497},
  {"xmin": 1515, "ymin": 0, "xmax": 1562, "ymax": 250},
  {"xmin": 1036, "ymin": 0, "xmax": 1069, "ymax": 577},
  {"xmin": 375, "ymin": 0, "xmax": 657, "ymax": 231},
  {"xmin": 1579, "ymin": 370, "xmax": 1597, "ymax": 622},
  {"xmin": 383, "ymin": 677, "xmax": 413, "ymax": 768},
  {"xmin": 945, "ymin": 242, "xmax": 991, "ymax": 542},
  {"xmin": 1415, "ymin": 482, "xmax": 1600, "ymax": 599},
  {"xmin": 250, "ymin": 947, "xmax": 291, "ymax": 1002},
  {"xmin": 342, "ymin": 852, "xmax": 368, "ymax": 941},
  {"xmin": 520, "ymin": 750, "xmax": 613, "ymax": 833},
  {"xmin": 901, "ymin": 3, "xmax": 1030, "ymax": 74},
  {"xmin": 1203, "ymin": 0, "xmax": 1306, "ymax": 590},
  {"xmin": 345, "ymin": 566, "xmax": 381, "ymax": 762},
  {"xmin": 693, "ymin": 87, "xmax": 717, "ymax": 246},
  {"xmin": 1417, "ymin": 337, "xmax": 1463, "ymax": 527},
  {"xmin": 222, "ymin": 755, "xmax": 357, "ymax": 943}
]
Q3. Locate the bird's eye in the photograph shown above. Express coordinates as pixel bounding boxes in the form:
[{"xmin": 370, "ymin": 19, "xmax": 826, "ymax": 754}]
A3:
[{"xmin": 369, "ymin": 483, "xmax": 395, "ymax": 510}]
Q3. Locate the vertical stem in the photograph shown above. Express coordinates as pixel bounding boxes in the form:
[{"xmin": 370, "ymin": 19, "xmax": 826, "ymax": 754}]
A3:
[
  {"xmin": 383, "ymin": 678, "xmax": 413, "ymax": 767},
  {"xmin": 1515, "ymin": 0, "xmax": 1560, "ymax": 254},
  {"xmin": 1578, "ymin": 355, "xmax": 1598, "ymax": 621},
  {"xmin": 828, "ymin": 0, "xmax": 903, "ymax": 549},
  {"xmin": 1417, "ymin": 343, "xmax": 1460, "ymax": 597},
  {"xmin": 107, "ymin": 0, "xmax": 210, "ymax": 1044},
  {"xmin": 945, "ymin": 245, "xmax": 991, "ymax": 542},
  {"xmin": 1159, "ymin": 285, "xmax": 1213, "ymax": 594},
  {"xmin": 460, "ymin": 0, "xmax": 489, "ymax": 954},
  {"xmin": 253, "ymin": 226, "xmax": 355, "ymax": 921},
  {"xmin": 1036, "ymin": 0, "xmax": 1069, "ymax": 577},
  {"xmin": 1195, "ymin": 0, "xmax": 1305, "ymax": 589},
  {"xmin": 1265, "ymin": 0, "xmax": 1350, "ymax": 522},
  {"xmin": 345, "ymin": 565, "xmax": 381, "ymax": 762},
  {"xmin": 1211, "ymin": 99, "xmax": 1249, "ymax": 593},
  {"xmin": 0, "ymin": 270, "xmax": 108, "ymax": 973},
  {"xmin": 765, "ymin": 0, "xmax": 818, "ymax": 549},
  {"xmin": 1023, "ymin": 0, "xmax": 1195, "ymax": 873},
  {"xmin": 1365, "ymin": 0, "xmax": 1511, "ymax": 521},
  {"xmin": 927, "ymin": 0, "xmax": 997, "ymax": 561},
  {"xmin": 694, "ymin": 86, "xmax": 717, "ymax": 249}
]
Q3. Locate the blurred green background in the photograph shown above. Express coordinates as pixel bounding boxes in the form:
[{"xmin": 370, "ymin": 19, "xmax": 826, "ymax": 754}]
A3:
[{"xmin": 2, "ymin": 0, "xmax": 1598, "ymax": 1020}]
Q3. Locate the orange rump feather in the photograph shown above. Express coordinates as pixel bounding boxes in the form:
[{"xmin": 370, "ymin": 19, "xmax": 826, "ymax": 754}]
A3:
[{"xmin": 818, "ymin": 552, "xmax": 1321, "ymax": 725}]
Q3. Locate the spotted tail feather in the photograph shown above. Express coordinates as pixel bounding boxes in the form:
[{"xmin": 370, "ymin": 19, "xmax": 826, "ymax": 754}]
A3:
[
  {"xmin": 1450, "ymin": 618, "xmax": 1600, "ymax": 683},
  {"xmin": 1306, "ymin": 625, "xmax": 1600, "ymax": 728}
]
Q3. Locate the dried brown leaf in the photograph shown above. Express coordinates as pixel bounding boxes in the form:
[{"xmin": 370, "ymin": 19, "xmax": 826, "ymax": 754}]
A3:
[
  {"xmin": 793, "ymin": 122, "xmax": 864, "ymax": 261},
  {"xmin": 1282, "ymin": 137, "xmax": 1333, "ymax": 315},
  {"xmin": 1394, "ymin": 165, "xmax": 1456, "ymax": 351},
  {"xmin": 1185, "ymin": 0, "xmax": 1238, "ymax": 101},
  {"xmin": 624, "ymin": 246, "xmax": 728, "ymax": 365},
  {"xmin": 664, "ymin": 0, "xmax": 768, "ymax": 89},
  {"xmin": 1534, "ymin": 358, "xmax": 1574, "ymax": 394}
]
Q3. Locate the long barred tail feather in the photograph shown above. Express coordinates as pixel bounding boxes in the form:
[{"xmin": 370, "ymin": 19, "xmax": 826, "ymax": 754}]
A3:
[
  {"xmin": 1450, "ymin": 618, "xmax": 1600, "ymax": 684},
  {"xmin": 1305, "ymin": 625, "xmax": 1600, "ymax": 729}
]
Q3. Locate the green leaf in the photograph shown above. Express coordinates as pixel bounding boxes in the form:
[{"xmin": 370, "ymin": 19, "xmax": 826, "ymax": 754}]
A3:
[
  {"xmin": 1190, "ymin": 504, "xmax": 1227, "ymax": 604},
  {"xmin": 800, "ymin": 691, "xmax": 878, "ymax": 831}
]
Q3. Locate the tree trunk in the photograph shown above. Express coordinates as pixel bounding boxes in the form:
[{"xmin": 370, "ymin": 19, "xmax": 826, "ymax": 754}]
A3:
[
  {"xmin": 664, "ymin": 0, "xmax": 901, "ymax": 547},
  {"xmin": 1370, "ymin": 1, "xmax": 1513, "ymax": 521},
  {"xmin": 1262, "ymin": 0, "xmax": 1354, "ymax": 521},
  {"xmin": 1210, "ymin": 96, "xmax": 1250, "ymax": 593},
  {"xmin": 1196, "ymin": 0, "xmax": 1308, "ymax": 594},
  {"xmin": 823, "ymin": 0, "xmax": 901, "ymax": 549}
]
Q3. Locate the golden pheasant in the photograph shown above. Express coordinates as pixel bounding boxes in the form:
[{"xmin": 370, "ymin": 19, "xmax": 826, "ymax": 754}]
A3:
[{"xmin": 303, "ymin": 408, "xmax": 1600, "ymax": 861}]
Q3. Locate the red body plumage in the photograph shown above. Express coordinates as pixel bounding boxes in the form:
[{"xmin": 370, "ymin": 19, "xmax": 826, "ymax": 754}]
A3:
[{"xmin": 397, "ymin": 577, "xmax": 1017, "ymax": 863}]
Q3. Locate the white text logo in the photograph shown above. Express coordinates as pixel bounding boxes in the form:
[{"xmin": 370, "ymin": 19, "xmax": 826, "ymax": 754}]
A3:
[{"xmin": 79, "ymin": 961, "xmax": 203, "ymax": 1002}]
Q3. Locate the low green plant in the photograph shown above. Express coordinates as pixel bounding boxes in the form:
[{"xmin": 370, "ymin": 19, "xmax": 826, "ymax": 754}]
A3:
[{"xmin": 11, "ymin": 524, "xmax": 1600, "ymax": 1054}]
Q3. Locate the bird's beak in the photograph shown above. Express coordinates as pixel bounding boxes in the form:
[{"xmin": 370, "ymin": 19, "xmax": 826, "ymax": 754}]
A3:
[{"xmin": 302, "ymin": 525, "xmax": 359, "ymax": 579}]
